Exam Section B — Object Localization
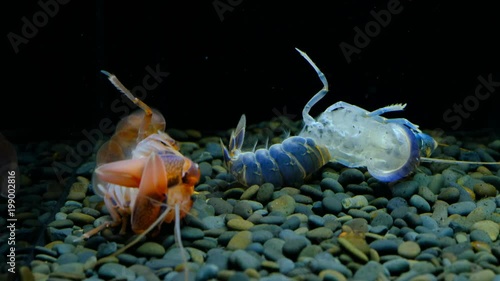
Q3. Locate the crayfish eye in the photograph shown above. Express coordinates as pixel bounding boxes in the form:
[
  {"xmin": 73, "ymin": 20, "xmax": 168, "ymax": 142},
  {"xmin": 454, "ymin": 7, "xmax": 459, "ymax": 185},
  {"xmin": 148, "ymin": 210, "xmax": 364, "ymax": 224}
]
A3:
[{"xmin": 182, "ymin": 163, "xmax": 200, "ymax": 185}]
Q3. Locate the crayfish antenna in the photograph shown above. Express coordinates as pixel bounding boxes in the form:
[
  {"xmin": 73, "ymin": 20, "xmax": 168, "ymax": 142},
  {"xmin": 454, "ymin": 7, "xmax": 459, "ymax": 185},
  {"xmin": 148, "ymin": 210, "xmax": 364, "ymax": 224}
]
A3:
[
  {"xmin": 174, "ymin": 203, "xmax": 189, "ymax": 281},
  {"xmin": 420, "ymin": 157, "xmax": 500, "ymax": 165},
  {"xmin": 295, "ymin": 48, "xmax": 329, "ymax": 127},
  {"xmin": 100, "ymin": 70, "xmax": 154, "ymax": 142}
]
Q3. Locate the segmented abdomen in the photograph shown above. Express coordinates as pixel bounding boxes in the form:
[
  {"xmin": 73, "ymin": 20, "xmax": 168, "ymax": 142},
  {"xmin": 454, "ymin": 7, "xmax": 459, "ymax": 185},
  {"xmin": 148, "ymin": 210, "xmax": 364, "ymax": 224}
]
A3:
[{"xmin": 228, "ymin": 136, "xmax": 331, "ymax": 187}]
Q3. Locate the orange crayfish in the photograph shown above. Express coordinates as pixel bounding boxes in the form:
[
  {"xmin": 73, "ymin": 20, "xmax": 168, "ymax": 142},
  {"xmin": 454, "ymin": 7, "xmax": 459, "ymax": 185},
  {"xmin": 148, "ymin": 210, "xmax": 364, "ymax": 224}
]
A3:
[{"xmin": 77, "ymin": 71, "xmax": 200, "ymax": 266}]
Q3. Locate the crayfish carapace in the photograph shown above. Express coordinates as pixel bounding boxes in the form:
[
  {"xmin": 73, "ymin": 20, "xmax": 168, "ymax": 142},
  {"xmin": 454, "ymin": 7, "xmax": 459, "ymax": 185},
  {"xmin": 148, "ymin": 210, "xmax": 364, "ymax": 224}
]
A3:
[{"xmin": 77, "ymin": 71, "xmax": 200, "ymax": 279}]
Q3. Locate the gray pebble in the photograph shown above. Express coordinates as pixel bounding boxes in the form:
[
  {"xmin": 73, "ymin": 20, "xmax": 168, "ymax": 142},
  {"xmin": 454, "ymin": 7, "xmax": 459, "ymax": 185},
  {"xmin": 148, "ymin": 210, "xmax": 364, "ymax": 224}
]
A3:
[
  {"xmin": 281, "ymin": 216, "xmax": 301, "ymax": 230},
  {"xmin": 205, "ymin": 248, "xmax": 230, "ymax": 270},
  {"xmin": 205, "ymin": 142, "xmax": 223, "ymax": 158},
  {"xmin": 259, "ymin": 215, "xmax": 286, "ymax": 225},
  {"xmin": 292, "ymin": 194, "xmax": 314, "ymax": 204},
  {"xmin": 320, "ymin": 177, "xmax": 344, "ymax": 193},
  {"xmin": 117, "ymin": 253, "xmax": 138, "ymax": 265},
  {"xmin": 300, "ymin": 184, "xmax": 324, "ymax": 200},
  {"xmin": 448, "ymin": 201, "xmax": 476, "ymax": 215},
  {"xmin": 52, "ymin": 243, "xmax": 75, "ymax": 255},
  {"xmin": 282, "ymin": 236, "xmax": 309, "ymax": 260},
  {"xmin": 370, "ymin": 239, "xmax": 400, "ymax": 255},
  {"xmin": 198, "ymin": 162, "xmax": 213, "ymax": 178},
  {"xmin": 207, "ymin": 197, "xmax": 233, "ymax": 215},
  {"xmin": 345, "ymin": 184, "xmax": 372, "ymax": 195},
  {"xmin": 470, "ymin": 229, "xmax": 493, "ymax": 243},
  {"xmin": 180, "ymin": 226, "xmax": 205, "ymax": 240},
  {"xmin": 420, "ymin": 215, "xmax": 438, "ymax": 230},
  {"xmin": 256, "ymin": 183, "xmax": 274, "ymax": 203},
  {"xmin": 277, "ymin": 257, "xmax": 295, "ymax": 274},
  {"xmin": 370, "ymin": 197, "xmax": 389, "ymax": 208},
  {"xmin": 229, "ymin": 249, "xmax": 261, "ymax": 270},
  {"xmin": 252, "ymin": 230, "xmax": 274, "ymax": 243},
  {"xmin": 481, "ymin": 175, "xmax": 500, "ymax": 189},
  {"xmin": 392, "ymin": 181, "xmax": 419, "ymax": 199},
  {"xmin": 410, "ymin": 194, "xmax": 431, "ymax": 213},
  {"xmin": 428, "ymin": 174, "xmax": 444, "ymax": 194},
  {"xmin": 353, "ymin": 261, "xmax": 389, "ymax": 281},
  {"xmin": 232, "ymin": 200, "xmax": 253, "ymax": 219},
  {"xmin": 98, "ymin": 262, "xmax": 135, "ymax": 281},
  {"xmin": 322, "ymin": 196, "xmax": 343, "ymax": 214},
  {"xmin": 387, "ymin": 197, "xmax": 408, "ymax": 212},
  {"xmin": 432, "ymin": 200, "xmax": 449, "ymax": 227},
  {"xmin": 246, "ymin": 242, "xmax": 264, "ymax": 254},
  {"xmin": 416, "ymin": 234, "xmax": 441, "ymax": 249},
  {"xmin": 56, "ymin": 252, "xmax": 78, "ymax": 264},
  {"xmin": 292, "ymin": 202, "xmax": 312, "ymax": 216},
  {"xmin": 338, "ymin": 168, "xmax": 365, "ymax": 186},
  {"xmin": 383, "ymin": 258, "xmax": 409, "ymax": 275},
  {"xmin": 97, "ymin": 242, "xmax": 117, "ymax": 258},
  {"xmin": 444, "ymin": 259, "xmax": 472, "ymax": 274},
  {"xmin": 263, "ymin": 238, "xmax": 285, "ymax": 261},
  {"xmin": 202, "ymin": 216, "xmax": 226, "ymax": 230},
  {"xmin": 196, "ymin": 264, "xmax": 219, "ymax": 281},
  {"xmin": 371, "ymin": 212, "xmax": 394, "ymax": 229},
  {"xmin": 404, "ymin": 212, "xmax": 423, "ymax": 228}
]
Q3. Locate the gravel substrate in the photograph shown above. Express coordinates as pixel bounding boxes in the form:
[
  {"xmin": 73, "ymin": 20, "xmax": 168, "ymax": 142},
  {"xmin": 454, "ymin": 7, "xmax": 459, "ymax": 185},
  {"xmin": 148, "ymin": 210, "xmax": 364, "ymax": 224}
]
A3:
[{"xmin": 1, "ymin": 117, "xmax": 500, "ymax": 281}]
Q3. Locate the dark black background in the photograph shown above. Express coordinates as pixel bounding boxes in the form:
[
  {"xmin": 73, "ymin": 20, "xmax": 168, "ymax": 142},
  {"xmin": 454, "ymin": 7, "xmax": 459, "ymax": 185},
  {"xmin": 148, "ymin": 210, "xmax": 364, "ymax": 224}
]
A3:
[{"xmin": 3, "ymin": 1, "xmax": 499, "ymax": 142}]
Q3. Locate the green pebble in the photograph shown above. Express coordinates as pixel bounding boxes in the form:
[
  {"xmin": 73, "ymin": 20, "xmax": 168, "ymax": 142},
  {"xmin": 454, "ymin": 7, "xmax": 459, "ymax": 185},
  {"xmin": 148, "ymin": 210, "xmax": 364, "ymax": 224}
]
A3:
[
  {"xmin": 240, "ymin": 185, "xmax": 259, "ymax": 200},
  {"xmin": 471, "ymin": 220, "xmax": 499, "ymax": 242},
  {"xmin": 67, "ymin": 213, "xmax": 96, "ymax": 225},
  {"xmin": 267, "ymin": 195, "xmax": 295, "ymax": 215},
  {"xmin": 337, "ymin": 237, "xmax": 368, "ymax": 262},
  {"xmin": 47, "ymin": 219, "xmax": 74, "ymax": 229},
  {"xmin": 470, "ymin": 269, "xmax": 496, "ymax": 281},
  {"xmin": 135, "ymin": 242, "xmax": 165, "ymax": 258},
  {"xmin": 227, "ymin": 218, "xmax": 254, "ymax": 230},
  {"xmin": 397, "ymin": 241, "xmax": 421, "ymax": 259},
  {"xmin": 473, "ymin": 182, "xmax": 497, "ymax": 198},
  {"xmin": 306, "ymin": 227, "xmax": 334, "ymax": 242},
  {"xmin": 226, "ymin": 230, "xmax": 252, "ymax": 250}
]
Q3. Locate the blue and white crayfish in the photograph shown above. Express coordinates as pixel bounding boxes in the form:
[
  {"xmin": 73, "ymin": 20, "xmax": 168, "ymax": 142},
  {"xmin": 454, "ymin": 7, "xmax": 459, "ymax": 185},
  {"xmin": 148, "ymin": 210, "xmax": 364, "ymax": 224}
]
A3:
[{"xmin": 222, "ymin": 48, "xmax": 500, "ymax": 187}]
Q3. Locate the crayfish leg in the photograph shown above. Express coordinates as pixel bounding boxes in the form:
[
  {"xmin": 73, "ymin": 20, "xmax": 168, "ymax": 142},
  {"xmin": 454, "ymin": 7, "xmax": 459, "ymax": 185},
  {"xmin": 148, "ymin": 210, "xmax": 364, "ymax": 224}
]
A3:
[
  {"xmin": 94, "ymin": 158, "xmax": 146, "ymax": 188},
  {"xmin": 131, "ymin": 153, "xmax": 169, "ymax": 234},
  {"xmin": 73, "ymin": 194, "xmax": 126, "ymax": 242}
]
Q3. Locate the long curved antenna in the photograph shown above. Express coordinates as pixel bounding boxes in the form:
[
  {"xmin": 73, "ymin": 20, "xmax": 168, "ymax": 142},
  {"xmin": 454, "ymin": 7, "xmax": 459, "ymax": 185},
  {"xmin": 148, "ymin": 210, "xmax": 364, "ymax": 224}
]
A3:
[
  {"xmin": 174, "ymin": 204, "xmax": 189, "ymax": 281},
  {"xmin": 295, "ymin": 48, "xmax": 329, "ymax": 126},
  {"xmin": 420, "ymin": 157, "xmax": 500, "ymax": 165},
  {"xmin": 101, "ymin": 70, "xmax": 153, "ymax": 141}
]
